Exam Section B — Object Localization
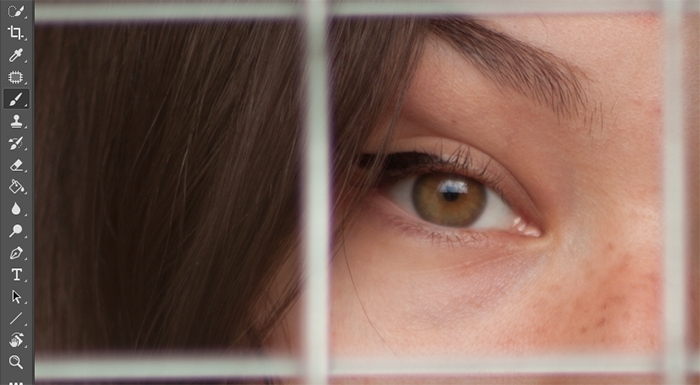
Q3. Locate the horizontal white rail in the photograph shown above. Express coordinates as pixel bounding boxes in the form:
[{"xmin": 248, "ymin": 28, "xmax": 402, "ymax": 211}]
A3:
[
  {"xmin": 35, "ymin": 354, "xmax": 700, "ymax": 381},
  {"xmin": 35, "ymin": 0, "xmax": 688, "ymax": 24}
]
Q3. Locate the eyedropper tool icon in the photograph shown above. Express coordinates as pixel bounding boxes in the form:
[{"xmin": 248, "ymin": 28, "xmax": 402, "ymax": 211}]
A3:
[{"xmin": 9, "ymin": 48, "xmax": 22, "ymax": 63}]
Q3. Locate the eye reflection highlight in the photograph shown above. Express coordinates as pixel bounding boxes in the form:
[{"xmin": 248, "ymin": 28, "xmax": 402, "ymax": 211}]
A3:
[{"xmin": 413, "ymin": 173, "xmax": 486, "ymax": 227}]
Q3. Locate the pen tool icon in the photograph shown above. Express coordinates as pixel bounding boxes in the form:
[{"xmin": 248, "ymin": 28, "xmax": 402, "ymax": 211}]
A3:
[{"xmin": 10, "ymin": 246, "xmax": 23, "ymax": 260}]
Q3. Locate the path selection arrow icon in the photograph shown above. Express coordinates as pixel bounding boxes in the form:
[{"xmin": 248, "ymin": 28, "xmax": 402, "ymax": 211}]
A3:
[{"xmin": 12, "ymin": 290, "xmax": 20, "ymax": 304}]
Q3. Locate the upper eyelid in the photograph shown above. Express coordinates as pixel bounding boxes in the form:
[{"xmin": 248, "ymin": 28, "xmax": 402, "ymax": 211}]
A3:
[{"xmin": 367, "ymin": 150, "xmax": 506, "ymax": 198}]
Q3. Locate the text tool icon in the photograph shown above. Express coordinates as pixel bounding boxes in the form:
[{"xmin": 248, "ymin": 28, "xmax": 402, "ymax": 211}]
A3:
[
  {"xmin": 7, "ymin": 25, "xmax": 24, "ymax": 40},
  {"xmin": 9, "ymin": 355, "xmax": 23, "ymax": 369},
  {"xmin": 8, "ymin": 5, "xmax": 24, "ymax": 17},
  {"xmin": 9, "ymin": 179, "xmax": 25, "ymax": 194},
  {"xmin": 12, "ymin": 290, "xmax": 21, "ymax": 304},
  {"xmin": 10, "ymin": 159, "xmax": 23, "ymax": 172},
  {"xmin": 10, "ymin": 246, "xmax": 23, "ymax": 260},
  {"xmin": 9, "ymin": 136, "xmax": 23, "ymax": 150},
  {"xmin": 9, "ymin": 332, "xmax": 23, "ymax": 347},
  {"xmin": 9, "ymin": 224, "xmax": 22, "ymax": 238},
  {"xmin": 9, "ymin": 48, "xmax": 23, "ymax": 62}
]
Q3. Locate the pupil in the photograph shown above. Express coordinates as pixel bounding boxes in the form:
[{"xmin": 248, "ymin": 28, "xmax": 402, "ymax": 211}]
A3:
[{"xmin": 442, "ymin": 191, "xmax": 460, "ymax": 202}]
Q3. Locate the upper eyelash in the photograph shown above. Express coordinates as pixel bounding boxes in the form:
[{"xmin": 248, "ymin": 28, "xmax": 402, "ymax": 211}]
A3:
[{"xmin": 359, "ymin": 148, "xmax": 506, "ymax": 198}]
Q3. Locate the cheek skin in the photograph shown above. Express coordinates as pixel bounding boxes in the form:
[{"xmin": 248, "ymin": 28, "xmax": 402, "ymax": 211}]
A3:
[
  {"xmin": 331, "ymin": 201, "xmax": 547, "ymax": 356},
  {"xmin": 332, "ymin": 198, "xmax": 662, "ymax": 357}
]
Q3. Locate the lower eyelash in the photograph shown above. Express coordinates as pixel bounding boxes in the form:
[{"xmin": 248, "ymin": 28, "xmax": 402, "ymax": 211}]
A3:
[{"xmin": 379, "ymin": 211, "xmax": 491, "ymax": 247}]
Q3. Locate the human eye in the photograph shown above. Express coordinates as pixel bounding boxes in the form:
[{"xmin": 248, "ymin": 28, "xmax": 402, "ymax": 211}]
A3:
[{"xmin": 362, "ymin": 148, "xmax": 541, "ymax": 244}]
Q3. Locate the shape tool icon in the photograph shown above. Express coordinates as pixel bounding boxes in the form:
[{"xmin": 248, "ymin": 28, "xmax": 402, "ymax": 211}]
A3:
[{"xmin": 10, "ymin": 312, "xmax": 22, "ymax": 325}]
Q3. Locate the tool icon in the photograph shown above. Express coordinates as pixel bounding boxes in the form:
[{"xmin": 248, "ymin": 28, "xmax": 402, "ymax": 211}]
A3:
[
  {"xmin": 7, "ymin": 25, "xmax": 24, "ymax": 40},
  {"xmin": 9, "ymin": 355, "xmax": 23, "ymax": 369},
  {"xmin": 10, "ymin": 159, "xmax": 23, "ymax": 172},
  {"xmin": 9, "ymin": 48, "xmax": 23, "ymax": 62},
  {"xmin": 10, "ymin": 312, "xmax": 22, "ymax": 325},
  {"xmin": 4, "ymin": 89, "xmax": 29, "ymax": 109},
  {"xmin": 12, "ymin": 290, "xmax": 21, "ymax": 304},
  {"xmin": 9, "ymin": 332, "xmax": 24, "ymax": 347},
  {"xmin": 9, "ymin": 136, "xmax": 23, "ymax": 150},
  {"xmin": 9, "ymin": 179, "xmax": 25, "ymax": 194},
  {"xmin": 10, "ymin": 246, "xmax": 23, "ymax": 260},
  {"xmin": 9, "ymin": 224, "xmax": 22, "ymax": 238},
  {"xmin": 12, "ymin": 202, "xmax": 21, "ymax": 215},
  {"xmin": 10, "ymin": 92, "xmax": 22, "ymax": 108},
  {"xmin": 8, "ymin": 5, "xmax": 24, "ymax": 17},
  {"xmin": 8, "ymin": 70, "xmax": 23, "ymax": 84},
  {"xmin": 11, "ymin": 115, "xmax": 22, "ymax": 128}
]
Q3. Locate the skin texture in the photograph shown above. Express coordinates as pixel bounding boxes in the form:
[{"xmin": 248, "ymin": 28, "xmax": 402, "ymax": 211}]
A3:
[{"xmin": 334, "ymin": 13, "xmax": 663, "ymax": 361}]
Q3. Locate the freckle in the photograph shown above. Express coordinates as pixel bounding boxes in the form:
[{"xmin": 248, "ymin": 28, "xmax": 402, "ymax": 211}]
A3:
[
  {"xmin": 606, "ymin": 243, "xmax": 614, "ymax": 251},
  {"xmin": 580, "ymin": 326, "xmax": 588, "ymax": 334},
  {"xmin": 450, "ymin": 119, "xmax": 457, "ymax": 125}
]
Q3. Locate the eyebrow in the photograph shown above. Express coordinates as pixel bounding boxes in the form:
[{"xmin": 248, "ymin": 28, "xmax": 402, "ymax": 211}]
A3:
[{"xmin": 427, "ymin": 18, "xmax": 589, "ymax": 119}]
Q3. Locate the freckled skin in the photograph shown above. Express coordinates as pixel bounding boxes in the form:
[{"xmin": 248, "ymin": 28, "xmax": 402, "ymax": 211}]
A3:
[{"xmin": 274, "ymin": 15, "xmax": 695, "ymax": 385}]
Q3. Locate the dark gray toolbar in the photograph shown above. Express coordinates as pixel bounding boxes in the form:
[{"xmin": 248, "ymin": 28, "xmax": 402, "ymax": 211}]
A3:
[{"xmin": 1, "ymin": 1, "xmax": 33, "ymax": 385}]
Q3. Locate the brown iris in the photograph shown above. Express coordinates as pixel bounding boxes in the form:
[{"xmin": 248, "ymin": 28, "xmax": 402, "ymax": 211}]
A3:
[{"xmin": 412, "ymin": 173, "xmax": 486, "ymax": 227}]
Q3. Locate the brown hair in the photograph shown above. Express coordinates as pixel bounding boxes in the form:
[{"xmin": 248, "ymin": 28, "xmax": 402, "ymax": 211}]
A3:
[{"xmin": 35, "ymin": 18, "xmax": 426, "ymax": 357}]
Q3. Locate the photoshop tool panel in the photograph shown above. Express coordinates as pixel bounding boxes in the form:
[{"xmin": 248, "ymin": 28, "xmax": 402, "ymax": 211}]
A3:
[{"xmin": 1, "ymin": 1, "xmax": 699, "ymax": 384}]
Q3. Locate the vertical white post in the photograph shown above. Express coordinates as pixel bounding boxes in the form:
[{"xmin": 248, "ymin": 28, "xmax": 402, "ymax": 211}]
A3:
[
  {"xmin": 301, "ymin": 0, "xmax": 331, "ymax": 384},
  {"xmin": 662, "ymin": 0, "xmax": 688, "ymax": 384}
]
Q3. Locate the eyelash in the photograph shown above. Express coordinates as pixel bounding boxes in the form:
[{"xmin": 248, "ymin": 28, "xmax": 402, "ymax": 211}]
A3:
[
  {"xmin": 364, "ymin": 149, "xmax": 507, "ymax": 203},
  {"xmin": 359, "ymin": 149, "xmax": 532, "ymax": 244}
]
